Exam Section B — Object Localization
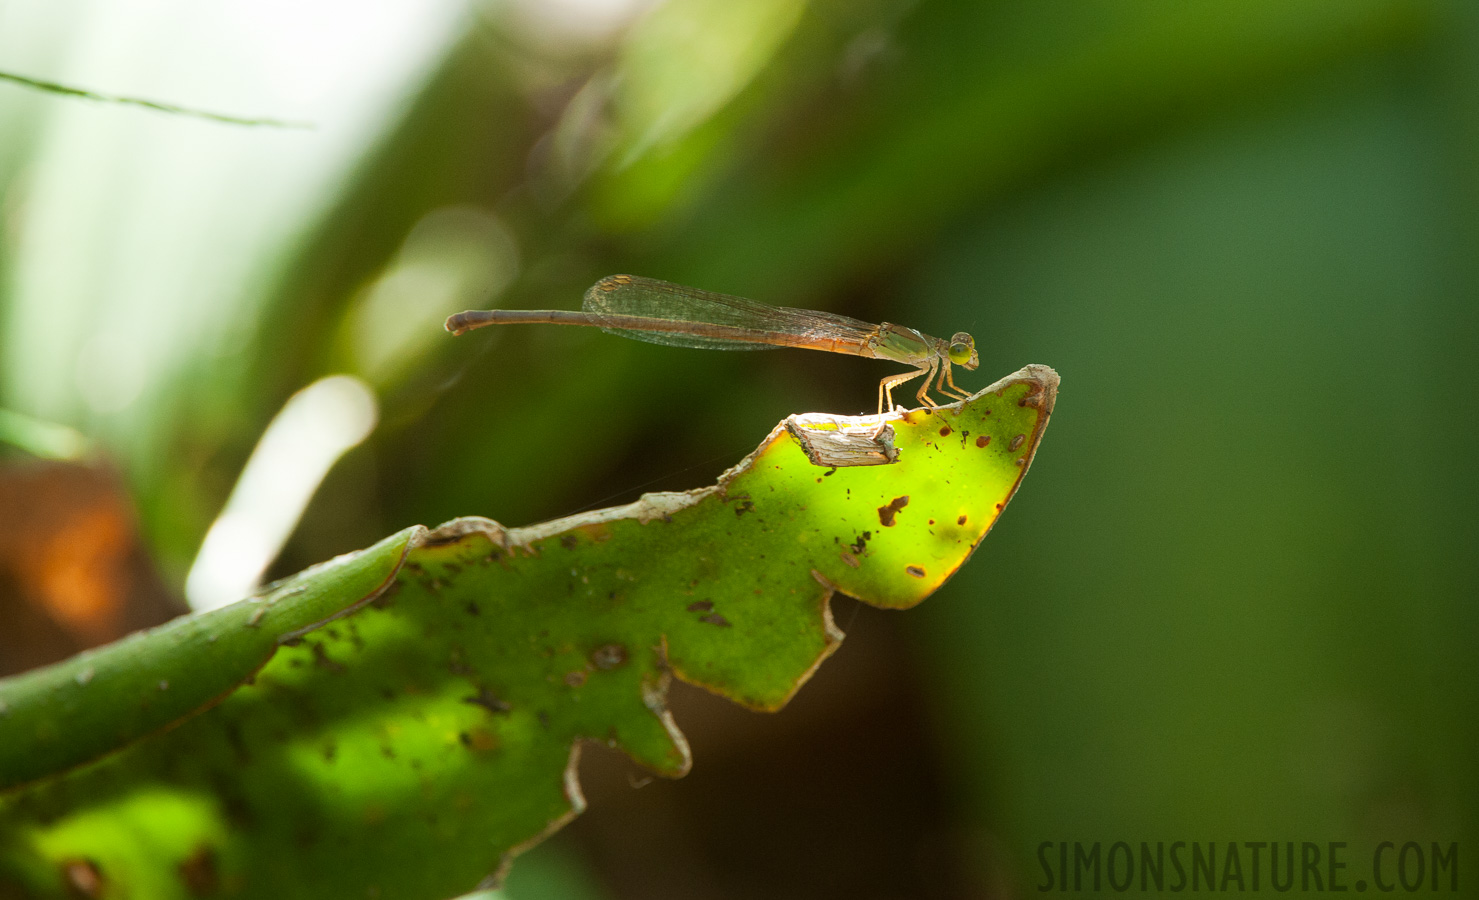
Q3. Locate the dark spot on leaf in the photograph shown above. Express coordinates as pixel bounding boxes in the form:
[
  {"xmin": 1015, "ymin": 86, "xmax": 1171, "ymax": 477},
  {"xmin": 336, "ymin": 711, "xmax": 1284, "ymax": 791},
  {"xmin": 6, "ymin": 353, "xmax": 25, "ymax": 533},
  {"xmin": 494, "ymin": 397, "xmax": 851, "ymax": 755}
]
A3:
[
  {"xmin": 62, "ymin": 859, "xmax": 104, "ymax": 898},
  {"xmin": 323, "ymin": 742, "xmax": 337, "ymax": 762},
  {"xmin": 840, "ymin": 552, "xmax": 860, "ymax": 569},
  {"xmin": 906, "ymin": 565, "xmax": 926, "ymax": 578},
  {"xmin": 461, "ymin": 728, "xmax": 499, "ymax": 752},
  {"xmin": 699, "ymin": 613, "xmax": 732, "ymax": 627},
  {"xmin": 560, "ymin": 534, "xmax": 578, "ymax": 549},
  {"xmin": 734, "ymin": 499, "xmax": 755, "ymax": 516},
  {"xmin": 687, "ymin": 600, "xmax": 713, "ymax": 612},
  {"xmin": 281, "ymin": 636, "xmax": 303, "ymax": 647},
  {"xmin": 975, "ymin": 435, "xmax": 990, "ymax": 448},
  {"xmin": 957, "ymin": 515, "xmax": 967, "ymax": 526},
  {"xmin": 463, "ymin": 688, "xmax": 511, "ymax": 714},
  {"xmin": 849, "ymin": 531, "xmax": 871, "ymax": 554},
  {"xmin": 939, "ymin": 425, "xmax": 951, "ymax": 436},
  {"xmin": 1010, "ymin": 433, "xmax": 1025, "ymax": 451},
  {"xmin": 877, "ymin": 495, "xmax": 909, "ymax": 527},
  {"xmin": 590, "ymin": 643, "xmax": 627, "ymax": 670},
  {"xmin": 465, "ymin": 601, "xmax": 480, "ymax": 616},
  {"xmin": 565, "ymin": 670, "xmax": 587, "ymax": 687},
  {"xmin": 310, "ymin": 642, "xmax": 344, "ymax": 673},
  {"xmin": 823, "ymin": 467, "xmax": 837, "ymax": 476},
  {"xmin": 178, "ymin": 846, "xmax": 218, "ymax": 897},
  {"xmin": 539, "ymin": 711, "xmax": 550, "ymax": 729}
]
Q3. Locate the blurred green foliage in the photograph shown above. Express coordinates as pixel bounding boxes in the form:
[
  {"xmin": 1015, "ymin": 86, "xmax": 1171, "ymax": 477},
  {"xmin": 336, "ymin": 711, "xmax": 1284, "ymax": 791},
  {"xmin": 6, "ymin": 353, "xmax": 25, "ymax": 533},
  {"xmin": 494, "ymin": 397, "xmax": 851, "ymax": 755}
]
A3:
[{"xmin": 1, "ymin": 0, "xmax": 1473, "ymax": 896}]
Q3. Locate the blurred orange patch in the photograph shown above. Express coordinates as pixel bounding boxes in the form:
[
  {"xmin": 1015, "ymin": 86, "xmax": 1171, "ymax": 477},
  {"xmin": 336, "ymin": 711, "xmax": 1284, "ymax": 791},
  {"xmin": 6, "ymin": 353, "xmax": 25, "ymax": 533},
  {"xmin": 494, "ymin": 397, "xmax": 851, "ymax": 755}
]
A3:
[{"xmin": 0, "ymin": 459, "xmax": 182, "ymax": 675}]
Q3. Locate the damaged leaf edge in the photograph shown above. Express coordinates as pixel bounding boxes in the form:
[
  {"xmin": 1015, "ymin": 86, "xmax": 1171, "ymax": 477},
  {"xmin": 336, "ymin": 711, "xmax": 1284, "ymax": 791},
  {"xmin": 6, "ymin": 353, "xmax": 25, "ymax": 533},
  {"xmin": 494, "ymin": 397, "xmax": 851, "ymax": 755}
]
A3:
[
  {"xmin": 466, "ymin": 363, "xmax": 1058, "ymax": 889},
  {"xmin": 946, "ymin": 362, "xmax": 1058, "ymax": 576},
  {"xmin": 494, "ymin": 363, "xmax": 1058, "ymax": 550}
]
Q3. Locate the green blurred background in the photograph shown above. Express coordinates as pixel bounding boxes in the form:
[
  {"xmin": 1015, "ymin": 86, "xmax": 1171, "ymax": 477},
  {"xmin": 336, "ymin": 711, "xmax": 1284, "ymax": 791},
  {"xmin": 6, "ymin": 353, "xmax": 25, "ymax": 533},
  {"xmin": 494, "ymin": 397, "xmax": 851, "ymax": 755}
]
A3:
[{"xmin": 1, "ymin": 0, "xmax": 1473, "ymax": 897}]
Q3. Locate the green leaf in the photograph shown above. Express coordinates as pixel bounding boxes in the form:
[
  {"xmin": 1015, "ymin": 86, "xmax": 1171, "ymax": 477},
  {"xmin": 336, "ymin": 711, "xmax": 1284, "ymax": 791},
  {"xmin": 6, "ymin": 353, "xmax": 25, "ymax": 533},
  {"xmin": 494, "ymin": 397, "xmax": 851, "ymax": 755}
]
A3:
[
  {"xmin": 0, "ymin": 365, "xmax": 1056, "ymax": 900},
  {"xmin": 0, "ymin": 528, "xmax": 418, "ymax": 791}
]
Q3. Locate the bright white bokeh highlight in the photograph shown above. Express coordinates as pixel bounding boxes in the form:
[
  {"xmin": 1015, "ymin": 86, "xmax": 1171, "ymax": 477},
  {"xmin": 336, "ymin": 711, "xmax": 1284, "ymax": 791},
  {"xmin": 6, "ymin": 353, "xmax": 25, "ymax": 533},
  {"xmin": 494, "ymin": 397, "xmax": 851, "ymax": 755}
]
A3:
[{"xmin": 185, "ymin": 375, "xmax": 378, "ymax": 611}]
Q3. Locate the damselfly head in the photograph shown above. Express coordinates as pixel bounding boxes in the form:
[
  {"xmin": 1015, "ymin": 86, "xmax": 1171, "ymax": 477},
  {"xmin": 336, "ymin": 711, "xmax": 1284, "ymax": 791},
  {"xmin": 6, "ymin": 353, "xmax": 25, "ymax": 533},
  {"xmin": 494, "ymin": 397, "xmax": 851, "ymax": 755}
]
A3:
[{"xmin": 948, "ymin": 333, "xmax": 979, "ymax": 370}]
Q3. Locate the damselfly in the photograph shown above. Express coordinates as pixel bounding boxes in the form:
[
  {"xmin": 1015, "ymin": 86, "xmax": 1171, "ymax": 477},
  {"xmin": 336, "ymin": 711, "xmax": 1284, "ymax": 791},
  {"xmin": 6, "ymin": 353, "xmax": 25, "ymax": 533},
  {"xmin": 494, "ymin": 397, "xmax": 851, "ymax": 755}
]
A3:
[{"xmin": 446, "ymin": 274, "xmax": 979, "ymax": 414}]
